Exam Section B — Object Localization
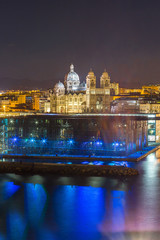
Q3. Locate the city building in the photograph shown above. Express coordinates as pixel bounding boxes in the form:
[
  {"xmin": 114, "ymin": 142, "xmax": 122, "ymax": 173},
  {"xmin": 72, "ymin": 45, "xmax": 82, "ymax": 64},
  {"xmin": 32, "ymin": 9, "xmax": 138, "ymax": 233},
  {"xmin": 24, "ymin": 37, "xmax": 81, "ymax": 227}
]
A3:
[
  {"xmin": 140, "ymin": 103, "xmax": 160, "ymax": 113},
  {"xmin": 142, "ymin": 85, "xmax": 160, "ymax": 95},
  {"xmin": 50, "ymin": 64, "xmax": 119, "ymax": 113},
  {"xmin": 119, "ymin": 88, "xmax": 142, "ymax": 95},
  {"xmin": 111, "ymin": 98, "xmax": 140, "ymax": 113}
]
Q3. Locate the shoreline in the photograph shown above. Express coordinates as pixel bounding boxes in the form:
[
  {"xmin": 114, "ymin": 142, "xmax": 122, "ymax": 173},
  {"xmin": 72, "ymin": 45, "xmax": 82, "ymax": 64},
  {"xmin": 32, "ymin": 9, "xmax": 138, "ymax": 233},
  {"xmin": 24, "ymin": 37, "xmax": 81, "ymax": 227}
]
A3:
[{"xmin": 0, "ymin": 162, "xmax": 139, "ymax": 177}]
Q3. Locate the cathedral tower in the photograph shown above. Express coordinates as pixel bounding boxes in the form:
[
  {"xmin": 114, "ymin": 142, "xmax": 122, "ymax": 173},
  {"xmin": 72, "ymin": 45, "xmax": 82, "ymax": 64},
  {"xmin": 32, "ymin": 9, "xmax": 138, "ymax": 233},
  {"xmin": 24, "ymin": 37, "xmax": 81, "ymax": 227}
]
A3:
[
  {"xmin": 86, "ymin": 69, "xmax": 96, "ymax": 89},
  {"xmin": 100, "ymin": 70, "xmax": 110, "ymax": 88},
  {"xmin": 86, "ymin": 69, "xmax": 97, "ymax": 112}
]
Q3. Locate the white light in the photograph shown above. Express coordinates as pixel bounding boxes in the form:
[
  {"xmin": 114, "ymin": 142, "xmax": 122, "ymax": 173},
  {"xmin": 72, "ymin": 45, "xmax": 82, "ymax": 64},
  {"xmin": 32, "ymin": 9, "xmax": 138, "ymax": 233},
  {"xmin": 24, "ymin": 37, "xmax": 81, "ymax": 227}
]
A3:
[{"xmin": 148, "ymin": 114, "xmax": 156, "ymax": 118}]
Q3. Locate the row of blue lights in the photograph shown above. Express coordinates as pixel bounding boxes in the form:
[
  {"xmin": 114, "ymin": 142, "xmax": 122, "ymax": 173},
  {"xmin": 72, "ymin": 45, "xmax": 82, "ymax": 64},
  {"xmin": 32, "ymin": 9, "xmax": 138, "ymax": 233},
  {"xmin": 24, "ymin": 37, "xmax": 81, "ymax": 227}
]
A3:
[
  {"xmin": 10, "ymin": 137, "xmax": 47, "ymax": 143},
  {"xmin": 112, "ymin": 142, "xmax": 125, "ymax": 146},
  {"xmin": 9, "ymin": 137, "xmax": 125, "ymax": 148}
]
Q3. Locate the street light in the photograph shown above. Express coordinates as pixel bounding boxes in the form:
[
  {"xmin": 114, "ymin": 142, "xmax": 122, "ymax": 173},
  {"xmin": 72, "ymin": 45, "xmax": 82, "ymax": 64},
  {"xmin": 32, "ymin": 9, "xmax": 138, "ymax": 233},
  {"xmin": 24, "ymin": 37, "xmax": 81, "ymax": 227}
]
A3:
[{"xmin": 3, "ymin": 105, "xmax": 6, "ymax": 113}]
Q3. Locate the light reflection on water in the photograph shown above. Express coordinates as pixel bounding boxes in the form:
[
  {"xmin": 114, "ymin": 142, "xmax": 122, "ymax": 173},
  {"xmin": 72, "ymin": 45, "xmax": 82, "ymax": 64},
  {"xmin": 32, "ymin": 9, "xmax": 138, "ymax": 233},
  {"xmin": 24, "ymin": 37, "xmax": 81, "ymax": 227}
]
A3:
[{"xmin": 0, "ymin": 151, "xmax": 160, "ymax": 239}]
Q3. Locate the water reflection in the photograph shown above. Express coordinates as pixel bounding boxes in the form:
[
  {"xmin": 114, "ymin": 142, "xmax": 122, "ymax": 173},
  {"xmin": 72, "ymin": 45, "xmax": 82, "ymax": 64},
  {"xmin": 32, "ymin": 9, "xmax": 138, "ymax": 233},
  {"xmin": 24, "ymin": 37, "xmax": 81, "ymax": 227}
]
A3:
[
  {"xmin": 24, "ymin": 183, "xmax": 47, "ymax": 227},
  {"xmin": 1, "ymin": 182, "xmax": 20, "ymax": 201},
  {"xmin": 7, "ymin": 212, "xmax": 26, "ymax": 240},
  {"xmin": 53, "ymin": 186, "xmax": 105, "ymax": 240},
  {"xmin": 0, "ymin": 151, "xmax": 160, "ymax": 239}
]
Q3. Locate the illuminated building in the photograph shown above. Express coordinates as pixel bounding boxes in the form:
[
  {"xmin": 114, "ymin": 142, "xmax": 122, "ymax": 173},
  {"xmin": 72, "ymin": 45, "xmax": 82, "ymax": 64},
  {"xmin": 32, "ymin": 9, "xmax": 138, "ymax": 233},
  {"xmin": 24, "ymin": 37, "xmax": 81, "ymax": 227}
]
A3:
[
  {"xmin": 0, "ymin": 90, "xmax": 46, "ymax": 112},
  {"xmin": 86, "ymin": 70, "xmax": 110, "ymax": 112},
  {"xmin": 50, "ymin": 64, "xmax": 119, "ymax": 113},
  {"xmin": 140, "ymin": 103, "xmax": 160, "ymax": 113},
  {"xmin": 111, "ymin": 98, "xmax": 140, "ymax": 113},
  {"xmin": 0, "ymin": 99, "xmax": 10, "ymax": 112},
  {"xmin": 119, "ymin": 88, "xmax": 142, "ymax": 95},
  {"xmin": 110, "ymin": 82, "xmax": 119, "ymax": 95},
  {"xmin": 142, "ymin": 85, "xmax": 160, "ymax": 94},
  {"xmin": 111, "ymin": 96, "xmax": 160, "ymax": 114},
  {"xmin": 38, "ymin": 97, "xmax": 50, "ymax": 112},
  {"xmin": 0, "ymin": 115, "xmax": 148, "ymax": 156},
  {"xmin": 119, "ymin": 85, "xmax": 160, "ymax": 96}
]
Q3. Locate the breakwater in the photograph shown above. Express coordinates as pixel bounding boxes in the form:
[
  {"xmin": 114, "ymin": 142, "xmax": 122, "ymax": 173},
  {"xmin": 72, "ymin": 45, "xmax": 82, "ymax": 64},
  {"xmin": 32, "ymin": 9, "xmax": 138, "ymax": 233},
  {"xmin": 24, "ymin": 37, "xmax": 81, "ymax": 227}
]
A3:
[{"xmin": 0, "ymin": 162, "xmax": 139, "ymax": 177}]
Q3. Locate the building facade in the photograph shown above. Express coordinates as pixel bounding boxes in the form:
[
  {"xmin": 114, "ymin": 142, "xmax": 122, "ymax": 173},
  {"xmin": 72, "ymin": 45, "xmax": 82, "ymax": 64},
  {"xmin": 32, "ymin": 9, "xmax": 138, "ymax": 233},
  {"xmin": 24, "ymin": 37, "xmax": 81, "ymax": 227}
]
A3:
[{"xmin": 50, "ymin": 64, "xmax": 118, "ymax": 113}]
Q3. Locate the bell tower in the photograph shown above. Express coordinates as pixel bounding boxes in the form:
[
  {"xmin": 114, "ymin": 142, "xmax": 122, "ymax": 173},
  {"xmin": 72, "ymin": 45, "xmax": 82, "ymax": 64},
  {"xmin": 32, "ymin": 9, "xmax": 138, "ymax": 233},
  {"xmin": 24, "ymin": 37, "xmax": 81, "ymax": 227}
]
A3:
[
  {"xmin": 86, "ymin": 69, "xmax": 96, "ymax": 112},
  {"xmin": 86, "ymin": 69, "xmax": 96, "ymax": 89},
  {"xmin": 100, "ymin": 70, "xmax": 110, "ymax": 88}
]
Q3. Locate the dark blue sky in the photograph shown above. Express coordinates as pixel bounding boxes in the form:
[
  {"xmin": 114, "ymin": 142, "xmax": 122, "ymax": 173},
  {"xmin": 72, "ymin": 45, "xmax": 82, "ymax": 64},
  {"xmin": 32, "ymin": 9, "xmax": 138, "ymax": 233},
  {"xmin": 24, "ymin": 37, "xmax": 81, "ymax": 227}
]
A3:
[{"xmin": 0, "ymin": 0, "xmax": 160, "ymax": 89}]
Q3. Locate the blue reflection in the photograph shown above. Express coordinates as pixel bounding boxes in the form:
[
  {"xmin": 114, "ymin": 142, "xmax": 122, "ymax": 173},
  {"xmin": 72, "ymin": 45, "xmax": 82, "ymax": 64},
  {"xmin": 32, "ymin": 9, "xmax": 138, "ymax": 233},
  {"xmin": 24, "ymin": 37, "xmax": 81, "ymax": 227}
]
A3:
[
  {"xmin": 76, "ymin": 186, "xmax": 105, "ymax": 240},
  {"xmin": 53, "ymin": 185, "xmax": 76, "ymax": 231},
  {"xmin": 53, "ymin": 185, "xmax": 105, "ymax": 240},
  {"xmin": 3, "ymin": 182, "xmax": 20, "ymax": 200},
  {"xmin": 24, "ymin": 183, "xmax": 47, "ymax": 227},
  {"xmin": 93, "ymin": 161, "xmax": 104, "ymax": 165},
  {"xmin": 7, "ymin": 211, "xmax": 26, "ymax": 240},
  {"xmin": 108, "ymin": 162, "xmax": 115, "ymax": 166},
  {"xmin": 111, "ymin": 190, "xmax": 125, "ymax": 232},
  {"xmin": 0, "ymin": 233, "xmax": 5, "ymax": 240},
  {"xmin": 37, "ymin": 227, "xmax": 56, "ymax": 240},
  {"xmin": 108, "ymin": 161, "xmax": 129, "ymax": 167}
]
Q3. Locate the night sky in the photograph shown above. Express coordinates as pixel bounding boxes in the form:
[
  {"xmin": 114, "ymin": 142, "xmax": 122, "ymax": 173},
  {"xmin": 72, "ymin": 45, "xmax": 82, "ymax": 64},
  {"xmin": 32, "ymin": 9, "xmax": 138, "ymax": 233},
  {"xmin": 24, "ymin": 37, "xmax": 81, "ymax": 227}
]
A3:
[{"xmin": 0, "ymin": 0, "xmax": 160, "ymax": 90}]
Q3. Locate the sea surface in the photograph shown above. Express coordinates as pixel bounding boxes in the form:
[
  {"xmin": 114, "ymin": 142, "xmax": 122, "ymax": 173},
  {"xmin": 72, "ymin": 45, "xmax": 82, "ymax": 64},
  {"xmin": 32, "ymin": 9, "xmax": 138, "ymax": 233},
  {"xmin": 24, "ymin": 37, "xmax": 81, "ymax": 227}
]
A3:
[{"xmin": 0, "ymin": 149, "xmax": 160, "ymax": 240}]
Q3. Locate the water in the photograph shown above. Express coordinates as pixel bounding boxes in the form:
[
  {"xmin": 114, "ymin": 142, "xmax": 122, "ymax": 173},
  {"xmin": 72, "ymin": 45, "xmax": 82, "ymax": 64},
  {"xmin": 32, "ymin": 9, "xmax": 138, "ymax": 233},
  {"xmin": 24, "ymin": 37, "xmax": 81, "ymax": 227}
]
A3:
[{"xmin": 0, "ymin": 150, "xmax": 160, "ymax": 240}]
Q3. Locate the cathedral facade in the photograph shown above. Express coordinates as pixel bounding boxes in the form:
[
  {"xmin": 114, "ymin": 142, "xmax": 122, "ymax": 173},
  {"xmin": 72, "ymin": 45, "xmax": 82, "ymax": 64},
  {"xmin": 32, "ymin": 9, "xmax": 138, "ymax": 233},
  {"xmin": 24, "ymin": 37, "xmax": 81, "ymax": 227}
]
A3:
[{"xmin": 50, "ymin": 64, "xmax": 119, "ymax": 114}]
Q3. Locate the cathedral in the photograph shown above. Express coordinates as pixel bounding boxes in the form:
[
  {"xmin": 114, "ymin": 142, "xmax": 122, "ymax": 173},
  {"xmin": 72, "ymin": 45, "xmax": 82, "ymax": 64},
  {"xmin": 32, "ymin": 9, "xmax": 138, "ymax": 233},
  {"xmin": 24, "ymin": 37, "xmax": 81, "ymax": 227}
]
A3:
[{"xmin": 50, "ymin": 64, "xmax": 119, "ymax": 113}]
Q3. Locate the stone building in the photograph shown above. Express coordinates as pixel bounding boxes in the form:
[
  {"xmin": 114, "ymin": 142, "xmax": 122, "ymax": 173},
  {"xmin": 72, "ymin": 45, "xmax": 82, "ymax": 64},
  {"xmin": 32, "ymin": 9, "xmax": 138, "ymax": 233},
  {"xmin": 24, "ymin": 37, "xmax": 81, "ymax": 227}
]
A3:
[
  {"xmin": 86, "ymin": 70, "xmax": 110, "ymax": 112},
  {"xmin": 50, "ymin": 64, "xmax": 118, "ymax": 114}
]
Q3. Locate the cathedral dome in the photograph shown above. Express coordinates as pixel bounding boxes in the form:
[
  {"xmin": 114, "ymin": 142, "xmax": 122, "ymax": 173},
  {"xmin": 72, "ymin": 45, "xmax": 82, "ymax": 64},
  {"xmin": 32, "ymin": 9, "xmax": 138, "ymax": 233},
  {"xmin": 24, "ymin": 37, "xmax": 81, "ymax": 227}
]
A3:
[
  {"xmin": 54, "ymin": 81, "xmax": 65, "ymax": 95},
  {"xmin": 66, "ymin": 64, "xmax": 80, "ymax": 82},
  {"xmin": 54, "ymin": 81, "xmax": 65, "ymax": 89}
]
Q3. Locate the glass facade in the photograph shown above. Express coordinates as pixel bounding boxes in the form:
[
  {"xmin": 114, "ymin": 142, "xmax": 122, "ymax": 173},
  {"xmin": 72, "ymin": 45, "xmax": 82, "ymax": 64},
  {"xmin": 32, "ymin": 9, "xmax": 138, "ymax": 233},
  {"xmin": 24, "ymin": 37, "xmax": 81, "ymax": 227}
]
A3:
[
  {"xmin": 0, "ymin": 116, "xmax": 148, "ymax": 157},
  {"xmin": 148, "ymin": 120, "xmax": 156, "ymax": 142}
]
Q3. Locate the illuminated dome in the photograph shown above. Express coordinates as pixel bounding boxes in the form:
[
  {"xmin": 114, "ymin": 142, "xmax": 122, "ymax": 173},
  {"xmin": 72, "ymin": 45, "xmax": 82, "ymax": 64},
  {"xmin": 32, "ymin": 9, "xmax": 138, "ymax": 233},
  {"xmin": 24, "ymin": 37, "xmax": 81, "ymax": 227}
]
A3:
[
  {"xmin": 54, "ymin": 81, "xmax": 65, "ymax": 95},
  {"xmin": 66, "ymin": 64, "xmax": 80, "ymax": 82},
  {"xmin": 64, "ymin": 64, "xmax": 80, "ymax": 92},
  {"xmin": 101, "ymin": 70, "xmax": 109, "ymax": 79},
  {"xmin": 55, "ymin": 81, "xmax": 64, "ymax": 89}
]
